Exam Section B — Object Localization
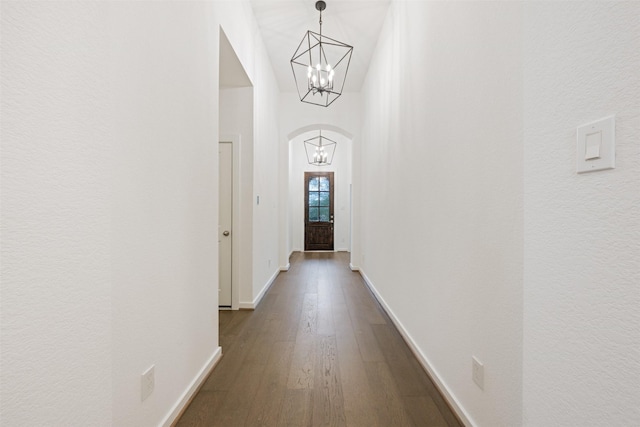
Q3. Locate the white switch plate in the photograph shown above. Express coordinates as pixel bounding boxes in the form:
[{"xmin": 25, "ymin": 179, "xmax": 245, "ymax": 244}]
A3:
[
  {"xmin": 472, "ymin": 356, "xmax": 484, "ymax": 390},
  {"xmin": 141, "ymin": 365, "xmax": 155, "ymax": 401},
  {"xmin": 576, "ymin": 115, "xmax": 615, "ymax": 173}
]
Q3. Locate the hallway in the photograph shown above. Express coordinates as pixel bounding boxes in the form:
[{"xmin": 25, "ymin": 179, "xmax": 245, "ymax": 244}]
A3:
[{"xmin": 177, "ymin": 252, "xmax": 462, "ymax": 426}]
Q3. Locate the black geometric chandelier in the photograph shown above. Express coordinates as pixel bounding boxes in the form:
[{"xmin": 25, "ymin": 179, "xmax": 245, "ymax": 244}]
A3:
[
  {"xmin": 304, "ymin": 130, "xmax": 337, "ymax": 166},
  {"xmin": 290, "ymin": 1, "xmax": 353, "ymax": 107}
]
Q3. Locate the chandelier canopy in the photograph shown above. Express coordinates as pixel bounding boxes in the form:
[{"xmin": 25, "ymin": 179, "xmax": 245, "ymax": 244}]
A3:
[
  {"xmin": 290, "ymin": 1, "xmax": 353, "ymax": 107},
  {"xmin": 304, "ymin": 131, "xmax": 337, "ymax": 166}
]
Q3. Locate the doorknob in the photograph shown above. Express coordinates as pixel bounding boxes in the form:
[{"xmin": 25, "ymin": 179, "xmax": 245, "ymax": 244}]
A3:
[{"xmin": 223, "ymin": 231, "xmax": 230, "ymax": 236}]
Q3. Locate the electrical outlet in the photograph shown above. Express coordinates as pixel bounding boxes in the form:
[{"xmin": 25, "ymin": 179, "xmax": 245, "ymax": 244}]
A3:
[
  {"xmin": 472, "ymin": 356, "xmax": 484, "ymax": 390},
  {"xmin": 141, "ymin": 365, "xmax": 155, "ymax": 401}
]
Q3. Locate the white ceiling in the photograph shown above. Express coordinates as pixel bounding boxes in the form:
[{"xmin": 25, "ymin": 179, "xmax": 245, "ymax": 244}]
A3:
[{"xmin": 250, "ymin": 0, "xmax": 391, "ymax": 93}]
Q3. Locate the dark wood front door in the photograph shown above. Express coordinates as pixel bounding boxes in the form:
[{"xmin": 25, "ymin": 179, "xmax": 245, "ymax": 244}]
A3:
[{"xmin": 304, "ymin": 172, "xmax": 334, "ymax": 251}]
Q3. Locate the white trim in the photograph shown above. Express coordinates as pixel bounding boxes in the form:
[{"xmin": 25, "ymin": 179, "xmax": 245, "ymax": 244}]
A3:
[
  {"xmin": 358, "ymin": 269, "xmax": 476, "ymax": 427},
  {"xmin": 239, "ymin": 269, "xmax": 280, "ymax": 309},
  {"xmin": 161, "ymin": 347, "xmax": 222, "ymax": 427},
  {"xmin": 349, "ymin": 263, "xmax": 359, "ymax": 271},
  {"xmin": 280, "ymin": 263, "xmax": 290, "ymax": 272}
]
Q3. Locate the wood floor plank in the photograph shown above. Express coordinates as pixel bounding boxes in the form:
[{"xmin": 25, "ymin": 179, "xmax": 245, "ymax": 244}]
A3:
[
  {"xmin": 345, "ymin": 299, "xmax": 385, "ymax": 363},
  {"xmin": 404, "ymin": 395, "xmax": 450, "ymax": 427},
  {"xmin": 244, "ymin": 317, "xmax": 283, "ymax": 365},
  {"xmin": 207, "ymin": 354, "xmax": 269, "ymax": 426},
  {"xmin": 287, "ymin": 292, "xmax": 318, "ymax": 389},
  {"xmin": 346, "ymin": 276, "xmax": 387, "ymax": 325},
  {"xmin": 176, "ymin": 252, "xmax": 462, "ymax": 427},
  {"xmin": 271, "ymin": 292, "xmax": 303, "ymax": 342},
  {"xmin": 364, "ymin": 361, "xmax": 415, "ymax": 427},
  {"xmin": 175, "ymin": 391, "xmax": 226, "ymax": 427},
  {"xmin": 218, "ymin": 309, "xmax": 252, "ymax": 350},
  {"xmin": 202, "ymin": 307, "xmax": 269, "ymax": 391},
  {"xmin": 279, "ymin": 389, "xmax": 313, "ymax": 426},
  {"xmin": 371, "ymin": 323, "xmax": 430, "ymax": 396},
  {"xmin": 244, "ymin": 340, "xmax": 295, "ymax": 426},
  {"xmin": 312, "ymin": 335, "xmax": 347, "ymax": 427},
  {"xmin": 299, "ymin": 292, "xmax": 318, "ymax": 338},
  {"xmin": 316, "ymin": 278, "xmax": 335, "ymax": 337},
  {"xmin": 337, "ymin": 350, "xmax": 379, "ymax": 427},
  {"xmin": 286, "ymin": 333, "xmax": 316, "ymax": 390}
]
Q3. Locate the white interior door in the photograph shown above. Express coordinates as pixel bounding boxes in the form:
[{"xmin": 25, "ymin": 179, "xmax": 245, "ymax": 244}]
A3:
[{"xmin": 219, "ymin": 142, "xmax": 233, "ymax": 307}]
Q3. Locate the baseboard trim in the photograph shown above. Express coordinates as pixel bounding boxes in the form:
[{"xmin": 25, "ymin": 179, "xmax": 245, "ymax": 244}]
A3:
[
  {"xmin": 349, "ymin": 263, "xmax": 359, "ymax": 271},
  {"xmin": 280, "ymin": 262, "xmax": 290, "ymax": 272},
  {"xmin": 239, "ymin": 269, "xmax": 280, "ymax": 309},
  {"xmin": 163, "ymin": 346, "xmax": 222, "ymax": 427},
  {"xmin": 358, "ymin": 269, "xmax": 475, "ymax": 427}
]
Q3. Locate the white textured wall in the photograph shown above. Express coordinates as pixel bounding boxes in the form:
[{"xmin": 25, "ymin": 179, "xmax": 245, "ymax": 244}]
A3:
[
  {"xmin": 109, "ymin": 3, "xmax": 221, "ymax": 424},
  {"xmin": 360, "ymin": 1, "xmax": 639, "ymax": 426},
  {"xmin": 358, "ymin": 2, "xmax": 524, "ymax": 426},
  {"xmin": 1, "ymin": 1, "xmax": 281, "ymax": 425},
  {"xmin": 288, "ymin": 130, "xmax": 352, "ymax": 252},
  {"xmin": 251, "ymin": 34, "xmax": 281, "ymax": 301},
  {"xmin": 1, "ymin": 2, "xmax": 112, "ymax": 425},
  {"xmin": 522, "ymin": 2, "xmax": 640, "ymax": 426}
]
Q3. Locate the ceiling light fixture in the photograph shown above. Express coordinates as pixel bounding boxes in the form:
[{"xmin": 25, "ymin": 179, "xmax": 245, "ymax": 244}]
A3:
[
  {"xmin": 290, "ymin": 1, "xmax": 353, "ymax": 107},
  {"xmin": 304, "ymin": 130, "xmax": 337, "ymax": 166}
]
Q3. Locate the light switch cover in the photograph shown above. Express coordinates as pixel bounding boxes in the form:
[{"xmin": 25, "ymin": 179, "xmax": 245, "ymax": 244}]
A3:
[
  {"xmin": 576, "ymin": 115, "xmax": 615, "ymax": 173},
  {"xmin": 584, "ymin": 131, "xmax": 601, "ymax": 160}
]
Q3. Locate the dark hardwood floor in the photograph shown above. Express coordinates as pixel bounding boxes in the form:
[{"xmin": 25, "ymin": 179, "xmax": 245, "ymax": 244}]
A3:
[{"xmin": 176, "ymin": 252, "xmax": 462, "ymax": 427}]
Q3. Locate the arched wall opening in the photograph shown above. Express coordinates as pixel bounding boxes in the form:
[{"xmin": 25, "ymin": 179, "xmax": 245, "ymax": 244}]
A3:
[{"xmin": 287, "ymin": 125, "xmax": 353, "ymax": 255}]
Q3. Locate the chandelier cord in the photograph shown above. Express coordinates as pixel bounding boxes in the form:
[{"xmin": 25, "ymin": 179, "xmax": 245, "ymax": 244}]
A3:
[{"xmin": 319, "ymin": 9, "xmax": 323, "ymax": 66}]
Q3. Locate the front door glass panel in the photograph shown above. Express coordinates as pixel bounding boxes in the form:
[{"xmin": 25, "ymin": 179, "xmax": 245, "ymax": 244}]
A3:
[{"xmin": 308, "ymin": 177, "xmax": 331, "ymax": 222}]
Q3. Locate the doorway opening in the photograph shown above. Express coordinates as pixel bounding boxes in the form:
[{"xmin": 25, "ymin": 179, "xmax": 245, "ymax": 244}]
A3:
[
  {"xmin": 286, "ymin": 127, "xmax": 353, "ymax": 255},
  {"xmin": 218, "ymin": 27, "xmax": 252, "ymax": 310}
]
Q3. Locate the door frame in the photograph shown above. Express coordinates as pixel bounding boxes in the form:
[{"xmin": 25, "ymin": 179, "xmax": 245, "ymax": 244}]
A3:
[{"xmin": 220, "ymin": 134, "xmax": 241, "ymax": 310}]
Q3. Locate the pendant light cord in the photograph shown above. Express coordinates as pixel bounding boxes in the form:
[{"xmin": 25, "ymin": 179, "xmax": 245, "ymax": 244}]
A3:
[{"xmin": 319, "ymin": 9, "xmax": 323, "ymax": 66}]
